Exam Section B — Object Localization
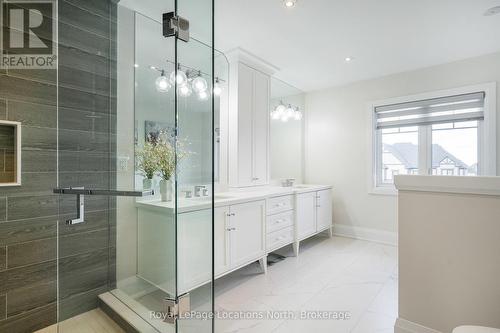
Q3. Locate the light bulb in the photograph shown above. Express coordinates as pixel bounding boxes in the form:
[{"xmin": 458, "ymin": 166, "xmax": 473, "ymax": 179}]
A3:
[
  {"xmin": 285, "ymin": 105, "xmax": 295, "ymax": 118},
  {"xmin": 283, "ymin": 0, "xmax": 296, "ymax": 8},
  {"xmin": 170, "ymin": 69, "xmax": 187, "ymax": 85},
  {"xmin": 192, "ymin": 75, "xmax": 208, "ymax": 93},
  {"xmin": 213, "ymin": 79, "xmax": 222, "ymax": 96},
  {"xmin": 294, "ymin": 109, "xmax": 303, "ymax": 120},
  {"xmin": 275, "ymin": 104, "xmax": 286, "ymax": 117},
  {"xmin": 179, "ymin": 84, "xmax": 192, "ymax": 97},
  {"xmin": 198, "ymin": 90, "xmax": 209, "ymax": 100},
  {"xmin": 270, "ymin": 110, "xmax": 280, "ymax": 120},
  {"xmin": 155, "ymin": 72, "xmax": 170, "ymax": 93}
]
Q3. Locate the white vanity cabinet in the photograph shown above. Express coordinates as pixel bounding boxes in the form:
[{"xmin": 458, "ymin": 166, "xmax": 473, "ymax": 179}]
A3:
[
  {"xmin": 214, "ymin": 200, "xmax": 266, "ymax": 278},
  {"xmin": 228, "ymin": 60, "xmax": 271, "ymax": 187},
  {"xmin": 296, "ymin": 191, "xmax": 317, "ymax": 240},
  {"xmin": 294, "ymin": 187, "xmax": 333, "ymax": 255},
  {"xmin": 316, "ymin": 189, "xmax": 333, "ymax": 232},
  {"xmin": 214, "ymin": 206, "xmax": 230, "ymax": 276},
  {"xmin": 266, "ymin": 195, "xmax": 295, "ymax": 252},
  {"xmin": 228, "ymin": 200, "xmax": 266, "ymax": 268}
]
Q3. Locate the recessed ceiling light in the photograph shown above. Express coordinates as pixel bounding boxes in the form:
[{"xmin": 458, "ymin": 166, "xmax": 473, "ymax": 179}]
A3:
[
  {"xmin": 484, "ymin": 6, "xmax": 500, "ymax": 16},
  {"xmin": 344, "ymin": 57, "xmax": 354, "ymax": 63},
  {"xmin": 283, "ymin": 0, "xmax": 297, "ymax": 8}
]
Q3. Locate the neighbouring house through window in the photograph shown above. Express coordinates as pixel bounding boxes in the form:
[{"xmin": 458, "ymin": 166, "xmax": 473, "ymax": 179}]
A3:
[{"xmin": 371, "ymin": 84, "xmax": 496, "ymax": 191}]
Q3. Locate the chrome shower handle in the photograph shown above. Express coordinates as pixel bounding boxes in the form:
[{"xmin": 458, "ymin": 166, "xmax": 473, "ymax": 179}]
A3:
[{"xmin": 54, "ymin": 187, "xmax": 154, "ymax": 225}]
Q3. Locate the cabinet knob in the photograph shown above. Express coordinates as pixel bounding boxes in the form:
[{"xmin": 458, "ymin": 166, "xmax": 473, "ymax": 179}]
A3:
[{"xmin": 226, "ymin": 227, "xmax": 236, "ymax": 231}]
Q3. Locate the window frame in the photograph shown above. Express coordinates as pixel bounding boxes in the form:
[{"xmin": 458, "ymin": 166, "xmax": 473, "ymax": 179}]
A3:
[{"xmin": 367, "ymin": 82, "xmax": 497, "ymax": 196}]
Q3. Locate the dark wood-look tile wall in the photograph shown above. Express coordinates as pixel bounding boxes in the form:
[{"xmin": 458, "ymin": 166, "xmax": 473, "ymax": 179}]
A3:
[{"xmin": 0, "ymin": 0, "xmax": 118, "ymax": 331}]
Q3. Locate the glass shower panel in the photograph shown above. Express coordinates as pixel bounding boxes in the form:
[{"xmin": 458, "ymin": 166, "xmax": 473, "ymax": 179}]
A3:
[
  {"xmin": 56, "ymin": 0, "xmax": 215, "ymax": 332},
  {"xmin": 110, "ymin": 5, "xmax": 177, "ymax": 333},
  {"xmin": 176, "ymin": 1, "xmax": 214, "ymax": 332}
]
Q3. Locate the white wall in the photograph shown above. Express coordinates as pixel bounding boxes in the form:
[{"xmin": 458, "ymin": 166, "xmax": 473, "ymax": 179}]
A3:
[
  {"xmin": 305, "ymin": 52, "xmax": 500, "ymax": 234},
  {"xmin": 395, "ymin": 176, "xmax": 500, "ymax": 333}
]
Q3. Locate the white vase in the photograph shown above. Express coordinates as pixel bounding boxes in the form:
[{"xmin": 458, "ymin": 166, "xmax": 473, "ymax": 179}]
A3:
[
  {"xmin": 160, "ymin": 179, "xmax": 172, "ymax": 202},
  {"xmin": 143, "ymin": 178, "xmax": 152, "ymax": 190}
]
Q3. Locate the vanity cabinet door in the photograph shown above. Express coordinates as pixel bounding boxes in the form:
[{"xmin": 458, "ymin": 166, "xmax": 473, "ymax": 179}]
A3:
[
  {"xmin": 296, "ymin": 192, "xmax": 317, "ymax": 240},
  {"xmin": 316, "ymin": 189, "xmax": 332, "ymax": 232},
  {"xmin": 229, "ymin": 200, "xmax": 266, "ymax": 268},
  {"xmin": 177, "ymin": 210, "xmax": 212, "ymax": 294},
  {"xmin": 215, "ymin": 206, "xmax": 230, "ymax": 277},
  {"xmin": 236, "ymin": 63, "xmax": 255, "ymax": 186},
  {"xmin": 252, "ymin": 69, "xmax": 269, "ymax": 185}
]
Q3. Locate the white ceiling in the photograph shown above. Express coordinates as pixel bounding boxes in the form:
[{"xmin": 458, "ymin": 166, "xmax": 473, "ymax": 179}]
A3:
[{"xmin": 215, "ymin": 0, "xmax": 500, "ymax": 91}]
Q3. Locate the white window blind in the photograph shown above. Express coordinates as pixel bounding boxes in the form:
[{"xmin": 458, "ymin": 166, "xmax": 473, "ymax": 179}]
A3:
[{"xmin": 375, "ymin": 92, "xmax": 485, "ymax": 129}]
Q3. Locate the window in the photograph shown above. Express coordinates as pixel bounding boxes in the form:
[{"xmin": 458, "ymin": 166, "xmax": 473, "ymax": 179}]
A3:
[
  {"xmin": 370, "ymin": 84, "xmax": 496, "ymax": 193},
  {"xmin": 378, "ymin": 126, "xmax": 418, "ymax": 185}
]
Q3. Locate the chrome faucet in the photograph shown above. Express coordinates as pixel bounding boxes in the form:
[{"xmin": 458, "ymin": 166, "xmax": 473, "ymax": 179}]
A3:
[
  {"xmin": 194, "ymin": 185, "xmax": 206, "ymax": 197},
  {"xmin": 281, "ymin": 178, "xmax": 296, "ymax": 187}
]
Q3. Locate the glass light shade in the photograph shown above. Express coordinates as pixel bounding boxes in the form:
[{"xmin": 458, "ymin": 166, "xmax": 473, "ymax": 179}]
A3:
[
  {"xmin": 192, "ymin": 75, "xmax": 208, "ymax": 93},
  {"xmin": 198, "ymin": 90, "xmax": 209, "ymax": 100},
  {"xmin": 294, "ymin": 110, "xmax": 303, "ymax": 120},
  {"xmin": 155, "ymin": 75, "xmax": 170, "ymax": 93},
  {"xmin": 169, "ymin": 69, "xmax": 187, "ymax": 85},
  {"xmin": 280, "ymin": 113, "xmax": 289, "ymax": 122},
  {"xmin": 285, "ymin": 105, "xmax": 295, "ymax": 118},
  {"xmin": 275, "ymin": 104, "xmax": 286, "ymax": 116},
  {"xmin": 213, "ymin": 82, "xmax": 222, "ymax": 96},
  {"xmin": 179, "ymin": 84, "xmax": 192, "ymax": 97},
  {"xmin": 270, "ymin": 110, "xmax": 280, "ymax": 120}
]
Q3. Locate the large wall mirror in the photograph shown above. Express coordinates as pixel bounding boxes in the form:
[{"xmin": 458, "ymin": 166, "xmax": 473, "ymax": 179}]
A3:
[
  {"xmin": 270, "ymin": 78, "xmax": 305, "ymax": 183},
  {"xmin": 0, "ymin": 121, "xmax": 21, "ymax": 186}
]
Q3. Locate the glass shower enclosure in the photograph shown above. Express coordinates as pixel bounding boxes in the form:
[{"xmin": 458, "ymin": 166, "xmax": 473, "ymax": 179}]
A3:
[{"xmin": 54, "ymin": 0, "xmax": 218, "ymax": 332}]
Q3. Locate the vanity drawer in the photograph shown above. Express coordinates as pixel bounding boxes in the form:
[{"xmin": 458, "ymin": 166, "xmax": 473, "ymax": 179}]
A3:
[
  {"xmin": 267, "ymin": 195, "xmax": 294, "ymax": 215},
  {"xmin": 266, "ymin": 211, "xmax": 294, "ymax": 234},
  {"xmin": 266, "ymin": 226, "xmax": 294, "ymax": 251}
]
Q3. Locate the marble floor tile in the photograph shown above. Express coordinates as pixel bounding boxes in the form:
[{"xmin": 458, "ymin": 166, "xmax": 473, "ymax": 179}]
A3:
[{"xmin": 214, "ymin": 236, "xmax": 398, "ymax": 333}]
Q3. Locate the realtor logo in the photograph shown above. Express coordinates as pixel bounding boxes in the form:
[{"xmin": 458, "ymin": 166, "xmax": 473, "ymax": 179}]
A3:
[{"xmin": 1, "ymin": 0, "xmax": 56, "ymax": 69}]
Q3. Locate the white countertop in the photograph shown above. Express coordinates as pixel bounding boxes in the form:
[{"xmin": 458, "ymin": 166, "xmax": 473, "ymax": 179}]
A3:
[
  {"xmin": 136, "ymin": 184, "xmax": 332, "ymax": 213},
  {"xmin": 394, "ymin": 175, "xmax": 500, "ymax": 196}
]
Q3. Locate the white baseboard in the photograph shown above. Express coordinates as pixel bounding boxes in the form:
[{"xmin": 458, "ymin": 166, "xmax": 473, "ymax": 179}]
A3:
[
  {"xmin": 333, "ymin": 224, "xmax": 398, "ymax": 246},
  {"xmin": 395, "ymin": 318, "xmax": 443, "ymax": 333}
]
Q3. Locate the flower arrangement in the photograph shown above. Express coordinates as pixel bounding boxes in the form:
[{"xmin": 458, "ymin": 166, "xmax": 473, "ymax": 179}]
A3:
[
  {"xmin": 136, "ymin": 141, "xmax": 158, "ymax": 180},
  {"xmin": 136, "ymin": 130, "xmax": 191, "ymax": 181}
]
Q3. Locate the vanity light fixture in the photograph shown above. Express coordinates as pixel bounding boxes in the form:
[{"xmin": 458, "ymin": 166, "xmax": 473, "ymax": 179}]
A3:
[
  {"xmin": 213, "ymin": 78, "xmax": 223, "ymax": 96},
  {"xmin": 155, "ymin": 70, "xmax": 171, "ymax": 93},
  {"xmin": 271, "ymin": 102, "xmax": 302, "ymax": 122},
  {"xmin": 283, "ymin": 0, "xmax": 297, "ymax": 8}
]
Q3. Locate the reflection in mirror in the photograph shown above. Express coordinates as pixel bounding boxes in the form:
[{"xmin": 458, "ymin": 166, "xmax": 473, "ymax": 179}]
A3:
[
  {"xmin": 270, "ymin": 78, "xmax": 305, "ymax": 183},
  {"xmin": 0, "ymin": 121, "xmax": 21, "ymax": 186}
]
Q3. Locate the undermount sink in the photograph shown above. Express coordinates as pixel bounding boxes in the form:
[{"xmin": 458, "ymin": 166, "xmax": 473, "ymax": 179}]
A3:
[
  {"xmin": 187, "ymin": 194, "xmax": 235, "ymax": 201},
  {"xmin": 214, "ymin": 194, "xmax": 235, "ymax": 200}
]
